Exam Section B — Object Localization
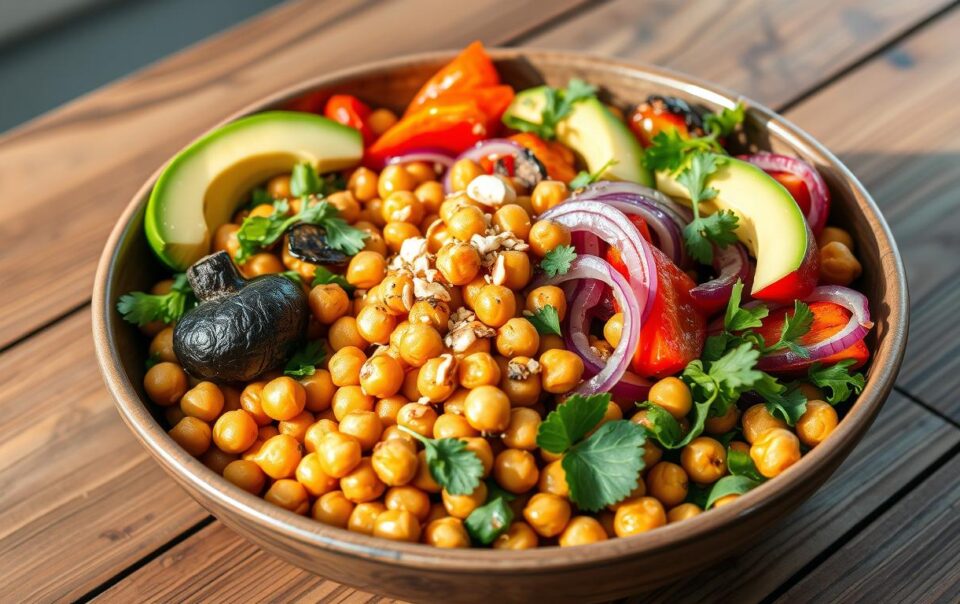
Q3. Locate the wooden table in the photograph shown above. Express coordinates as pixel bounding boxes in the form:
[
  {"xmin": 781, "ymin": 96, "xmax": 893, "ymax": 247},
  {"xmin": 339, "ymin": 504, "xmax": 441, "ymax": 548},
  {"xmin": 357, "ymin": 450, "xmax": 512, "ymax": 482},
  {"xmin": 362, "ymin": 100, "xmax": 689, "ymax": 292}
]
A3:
[{"xmin": 2, "ymin": 0, "xmax": 959, "ymax": 601}]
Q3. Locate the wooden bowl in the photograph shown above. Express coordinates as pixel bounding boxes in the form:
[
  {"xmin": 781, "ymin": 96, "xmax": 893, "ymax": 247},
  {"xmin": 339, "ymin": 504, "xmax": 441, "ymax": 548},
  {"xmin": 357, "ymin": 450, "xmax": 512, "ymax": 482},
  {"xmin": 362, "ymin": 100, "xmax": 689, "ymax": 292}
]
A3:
[{"xmin": 92, "ymin": 49, "xmax": 907, "ymax": 603}]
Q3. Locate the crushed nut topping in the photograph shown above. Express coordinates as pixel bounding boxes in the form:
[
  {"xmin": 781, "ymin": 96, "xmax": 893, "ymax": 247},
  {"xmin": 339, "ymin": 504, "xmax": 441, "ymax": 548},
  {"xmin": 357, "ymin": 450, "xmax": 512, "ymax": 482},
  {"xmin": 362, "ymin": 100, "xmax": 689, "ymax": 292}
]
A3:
[
  {"xmin": 413, "ymin": 277, "xmax": 450, "ymax": 302},
  {"xmin": 467, "ymin": 174, "xmax": 517, "ymax": 207},
  {"xmin": 401, "ymin": 282, "xmax": 415, "ymax": 311},
  {"xmin": 490, "ymin": 253, "xmax": 507, "ymax": 286},
  {"xmin": 591, "ymin": 344, "xmax": 612, "ymax": 360},
  {"xmin": 435, "ymin": 353, "xmax": 456, "ymax": 384},
  {"xmin": 507, "ymin": 358, "xmax": 541, "ymax": 380},
  {"xmin": 469, "ymin": 231, "xmax": 529, "ymax": 269},
  {"xmin": 444, "ymin": 311, "xmax": 496, "ymax": 353}
]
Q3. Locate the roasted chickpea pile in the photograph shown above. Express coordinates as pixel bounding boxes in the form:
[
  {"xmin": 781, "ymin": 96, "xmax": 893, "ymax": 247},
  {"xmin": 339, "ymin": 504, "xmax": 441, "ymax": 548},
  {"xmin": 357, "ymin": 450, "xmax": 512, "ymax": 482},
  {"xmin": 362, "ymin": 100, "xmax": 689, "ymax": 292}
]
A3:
[{"xmin": 141, "ymin": 157, "xmax": 846, "ymax": 549}]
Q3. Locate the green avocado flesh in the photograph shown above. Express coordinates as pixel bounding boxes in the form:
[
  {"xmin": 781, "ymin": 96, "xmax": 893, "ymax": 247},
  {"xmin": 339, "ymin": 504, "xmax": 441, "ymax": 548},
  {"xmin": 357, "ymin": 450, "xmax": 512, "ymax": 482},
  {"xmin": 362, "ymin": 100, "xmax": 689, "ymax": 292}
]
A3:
[
  {"xmin": 145, "ymin": 111, "xmax": 363, "ymax": 270},
  {"xmin": 502, "ymin": 87, "xmax": 653, "ymax": 186},
  {"xmin": 656, "ymin": 157, "xmax": 809, "ymax": 293}
]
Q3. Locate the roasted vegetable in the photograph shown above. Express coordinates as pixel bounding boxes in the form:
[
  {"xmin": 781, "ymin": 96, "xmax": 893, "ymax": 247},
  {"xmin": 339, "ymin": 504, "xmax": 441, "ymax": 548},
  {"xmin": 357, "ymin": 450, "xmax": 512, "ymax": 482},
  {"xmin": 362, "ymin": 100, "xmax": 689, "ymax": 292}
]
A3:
[{"xmin": 287, "ymin": 223, "xmax": 350, "ymax": 266}]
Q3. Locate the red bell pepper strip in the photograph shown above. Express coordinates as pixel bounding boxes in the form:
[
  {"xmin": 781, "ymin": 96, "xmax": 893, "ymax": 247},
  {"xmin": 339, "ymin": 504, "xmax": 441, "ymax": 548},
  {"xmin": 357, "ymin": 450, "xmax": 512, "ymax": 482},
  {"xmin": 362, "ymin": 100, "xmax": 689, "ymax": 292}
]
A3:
[
  {"xmin": 406, "ymin": 41, "xmax": 500, "ymax": 114},
  {"xmin": 769, "ymin": 171, "xmax": 812, "ymax": 216},
  {"xmin": 754, "ymin": 301, "xmax": 869, "ymax": 374},
  {"xmin": 325, "ymin": 95, "xmax": 374, "ymax": 145},
  {"xmin": 416, "ymin": 85, "xmax": 514, "ymax": 131}
]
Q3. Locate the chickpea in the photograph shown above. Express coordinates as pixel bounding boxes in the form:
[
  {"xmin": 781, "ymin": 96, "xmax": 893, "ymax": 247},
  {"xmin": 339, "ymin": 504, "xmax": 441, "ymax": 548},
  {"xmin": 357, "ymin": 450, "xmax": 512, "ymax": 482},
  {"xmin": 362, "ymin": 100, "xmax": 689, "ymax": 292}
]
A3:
[
  {"xmin": 459, "ymin": 276, "xmax": 485, "ymax": 311},
  {"xmin": 818, "ymin": 226, "xmax": 855, "ymax": 251},
  {"xmin": 533, "ymin": 459, "xmax": 569, "ymax": 500},
  {"xmin": 238, "ymin": 382, "xmax": 273, "ymax": 426},
  {"xmin": 462, "ymin": 437, "xmax": 495, "ymax": 477},
  {"xmin": 365, "ymin": 198, "xmax": 387, "ymax": 228},
  {"xmin": 382, "ymin": 425, "xmax": 416, "ymax": 447},
  {"xmin": 457, "ymin": 352, "xmax": 501, "ymax": 389},
  {"xmin": 412, "ymin": 450, "xmax": 442, "ymax": 493},
  {"xmin": 525, "ymin": 285, "xmax": 567, "ymax": 321},
  {"xmin": 796, "ymin": 400, "xmax": 839, "ymax": 447},
  {"xmin": 742, "ymin": 404, "xmax": 788, "ymax": 443},
  {"xmin": 201, "ymin": 448, "xmax": 237, "ymax": 474},
  {"xmin": 340, "ymin": 458, "xmax": 386, "ymax": 502},
  {"xmin": 332, "ymin": 385, "xmax": 375, "ymax": 420},
  {"xmin": 750, "ymin": 428, "xmax": 802, "ymax": 478},
  {"xmin": 819, "ymin": 241, "xmax": 862, "ymax": 286},
  {"xmin": 339, "ymin": 411, "xmax": 383, "ymax": 451},
  {"xmin": 442, "ymin": 482, "xmax": 488, "ymax": 519},
  {"xmin": 496, "ymin": 318, "xmax": 540, "ymax": 358},
  {"xmin": 327, "ymin": 190, "xmax": 361, "ymax": 222},
  {"xmin": 359, "ymin": 354, "xmax": 404, "ymax": 398},
  {"xmin": 666, "ymin": 502, "xmax": 702, "ymax": 524},
  {"xmin": 502, "ymin": 408, "xmax": 541, "ymax": 450},
  {"xmin": 251, "ymin": 434, "xmax": 301, "ymax": 479},
  {"xmin": 613, "ymin": 497, "xmax": 666, "ymax": 537},
  {"xmin": 346, "ymin": 251, "xmax": 386, "ymax": 289},
  {"xmin": 144, "ymin": 362, "xmax": 188, "ymax": 406},
  {"xmin": 385, "ymin": 485, "xmax": 432, "ymax": 522},
  {"xmin": 474, "ymin": 285, "xmax": 516, "ymax": 328},
  {"xmin": 372, "ymin": 439, "xmax": 419, "ymax": 486},
  {"xmin": 401, "ymin": 368, "xmax": 422, "ymax": 401},
  {"xmin": 433, "ymin": 413, "xmax": 479, "ymax": 439},
  {"xmin": 729, "ymin": 440, "xmax": 750, "ymax": 455},
  {"xmin": 356, "ymin": 304, "xmax": 397, "ymax": 345},
  {"xmin": 648, "ymin": 377, "xmax": 692, "ymax": 420},
  {"xmin": 425, "ymin": 517, "xmax": 470, "ymax": 548},
  {"xmin": 415, "ymin": 180, "xmax": 445, "ymax": 213},
  {"xmin": 397, "ymin": 402, "xmax": 438, "ymax": 438},
  {"xmin": 361, "ymin": 226, "xmax": 389, "ymax": 255},
  {"xmin": 212, "ymin": 409, "xmax": 259, "ymax": 454},
  {"xmin": 382, "ymin": 221, "xmax": 422, "ymax": 254},
  {"xmin": 260, "ymin": 376, "xmax": 307, "ymax": 421},
  {"xmin": 538, "ymin": 334, "xmax": 564, "ymax": 355},
  {"xmin": 408, "ymin": 299, "xmax": 450, "ymax": 332},
  {"xmin": 375, "ymin": 395, "xmax": 406, "ymax": 427},
  {"xmin": 417, "ymin": 355, "xmax": 458, "ymax": 403},
  {"xmin": 798, "ymin": 382, "xmax": 825, "ymax": 401},
  {"xmin": 559, "ymin": 516, "xmax": 608, "ymax": 547},
  {"xmin": 528, "ymin": 220, "xmax": 571, "ymax": 257},
  {"xmin": 242, "ymin": 253, "xmax": 284, "ymax": 277},
  {"xmin": 308, "ymin": 284, "xmax": 350, "ymax": 324},
  {"xmin": 264, "ymin": 479, "xmax": 309, "ymax": 514},
  {"xmin": 317, "ymin": 431, "xmax": 362, "ymax": 478},
  {"xmin": 168, "ymin": 416, "xmax": 211, "ymax": 457},
  {"xmin": 367, "ymin": 107, "xmax": 397, "ymax": 135},
  {"xmin": 312, "ymin": 491, "xmax": 356, "ymax": 528},
  {"xmin": 713, "ymin": 494, "xmax": 740, "ymax": 508},
  {"xmin": 295, "ymin": 452, "xmax": 339, "ymax": 497},
  {"xmin": 348, "ymin": 166, "xmax": 379, "ymax": 202},
  {"xmin": 165, "ymin": 407, "xmax": 185, "ymax": 427},
  {"xmin": 539, "ymin": 349, "xmax": 585, "ymax": 394},
  {"xmin": 212, "ymin": 223, "xmax": 240, "ymax": 256},
  {"xmin": 464, "ymin": 386, "xmax": 511, "ymax": 433},
  {"xmin": 258, "ymin": 425, "xmax": 280, "ymax": 441},
  {"xmin": 378, "ymin": 164, "xmax": 417, "ymax": 199},
  {"xmin": 179, "ymin": 381, "xmax": 224, "ymax": 422},
  {"xmin": 531, "ymin": 180, "xmax": 569, "ymax": 215},
  {"xmin": 301, "ymin": 369, "xmax": 335, "ymax": 413},
  {"xmin": 446, "ymin": 204, "xmax": 487, "ymax": 242},
  {"xmin": 681, "ymin": 437, "xmax": 727, "ymax": 484},
  {"xmin": 523, "ymin": 493, "xmax": 571, "ymax": 538},
  {"xmin": 328, "ymin": 316, "xmax": 366, "ymax": 351},
  {"xmin": 148, "ymin": 328, "xmax": 177, "ymax": 364},
  {"xmin": 436, "ymin": 241, "xmax": 481, "ymax": 285},
  {"xmin": 646, "ymin": 461, "xmax": 689, "ymax": 507},
  {"xmin": 399, "ymin": 323, "xmax": 444, "ymax": 367},
  {"xmin": 449, "ymin": 159, "xmax": 485, "ymax": 192},
  {"xmin": 500, "ymin": 357, "xmax": 542, "ymax": 406},
  {"xmin": 425, "ymin": 218, "xmax": 451, "ymax": 253},
  {"xmin": 494, "ymin": 449, "xmax": 539, "ymax": 494},
  {"xmin": 373, "ymin": 509, "xmax": 421, "ymax": 542},
  {"xmin": 705, "ymin": 404, "xmax": 740, "ymax": 435},
  {"xmin": 382, "ymin": 191, "xmax": 425, "ymax": 225},
  {"xmin": 348, "ymin": 501, "xmax": 386, "ymax": 535},
  {"xmin": 223, "ymin": 459, "xmax": 266, "ymax": 494},
  {"xmin": 493, "ymin": 521, "xmax": 539, "ymax": 550},
  {"xmin": 489, "ymin": 204, "xmax": 531, "ymax": 240}
]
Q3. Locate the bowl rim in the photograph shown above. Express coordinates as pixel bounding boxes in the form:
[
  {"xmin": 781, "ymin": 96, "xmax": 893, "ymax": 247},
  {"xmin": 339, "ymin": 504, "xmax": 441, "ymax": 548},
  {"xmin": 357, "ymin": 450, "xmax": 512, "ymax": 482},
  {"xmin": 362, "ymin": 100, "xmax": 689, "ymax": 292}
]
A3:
[{"xmin": 92, "ymin": 47, "xmax": 908, "ymax": 573}]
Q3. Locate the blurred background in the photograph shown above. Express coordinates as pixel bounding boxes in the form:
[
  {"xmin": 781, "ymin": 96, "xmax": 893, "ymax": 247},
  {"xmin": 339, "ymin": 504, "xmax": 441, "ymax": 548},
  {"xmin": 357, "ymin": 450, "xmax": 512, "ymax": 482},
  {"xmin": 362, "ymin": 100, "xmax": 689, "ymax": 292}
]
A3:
[{"xmin": 0, "ymin": 0, "xmax": 283, "ymax": 133}]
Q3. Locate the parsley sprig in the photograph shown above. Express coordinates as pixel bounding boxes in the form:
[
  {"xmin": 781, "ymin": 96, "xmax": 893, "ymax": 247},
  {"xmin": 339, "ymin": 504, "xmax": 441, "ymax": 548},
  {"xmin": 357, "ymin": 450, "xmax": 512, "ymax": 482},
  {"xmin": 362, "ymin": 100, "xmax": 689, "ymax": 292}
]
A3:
[
  {"xmin": 398, "ymin": 426, "xmax": 484, "ymax": 495},
  {"xmin": 117, "ymin": 273, "xmax": 196, "ymax": 327},
  {"xmin": 540, "ymin": 245, "xmax": 577, "ymax": 277},
  {"xmin": 311, "ymin": 266, "xmax": 354, "ymax": 292},
  {"xmin": 525, "ymin": 305, "xmax": 562, "ymax": 336},
  {"xmin": 464, "ymin": 482, "xmax": 515, "ymax": 545},
  {"xmin": 809, "ymin": 359, "xmax": 865, "ymax": 404},
  {"xmin": 569, "ymin": 158, "xmax": 618, "ymax": 189},
  {"xmin": 536, "ymin": 393, "xmax": 647, "ymax": 511},
  {"xmin": 283, "ymin": 340, "xmax": 327, "ymax": 378},
  {"xmin": 503, "ymin": 78, "xmax": 597, "ymax": 140}
]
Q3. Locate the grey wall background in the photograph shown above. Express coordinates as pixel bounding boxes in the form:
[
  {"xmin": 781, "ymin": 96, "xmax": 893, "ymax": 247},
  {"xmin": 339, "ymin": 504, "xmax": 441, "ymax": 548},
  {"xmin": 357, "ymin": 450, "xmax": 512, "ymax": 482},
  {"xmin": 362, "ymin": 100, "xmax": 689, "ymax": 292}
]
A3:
[{"xmin": 0, "ymin": 0, "xmax": 284, "ymax": 133}]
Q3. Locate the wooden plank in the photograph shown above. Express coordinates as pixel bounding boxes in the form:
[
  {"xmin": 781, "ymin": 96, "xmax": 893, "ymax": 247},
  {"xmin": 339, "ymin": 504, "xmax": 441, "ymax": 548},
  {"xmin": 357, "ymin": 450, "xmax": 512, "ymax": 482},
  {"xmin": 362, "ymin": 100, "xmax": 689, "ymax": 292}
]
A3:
[
  {"xmin": 524, "ymin": 0, "xmax": 953, "ymax": 109},
  {"xmin": 94, "ymin": 393, "xmax": 960, "ymax": 602},
  {"xmin": 0, "ymin": 0, "xmax": 590, "ymax": 349},
  {"xmin": 782, "ymin": 8, "xmax": 960, "ymax": 419},
  {"xmin": 0, "ymin": 310, "xmax": 209, "ymax": 602},
  {"xmin": 778, "ymin": 453, "xmax": 960, "ymax": 603}
]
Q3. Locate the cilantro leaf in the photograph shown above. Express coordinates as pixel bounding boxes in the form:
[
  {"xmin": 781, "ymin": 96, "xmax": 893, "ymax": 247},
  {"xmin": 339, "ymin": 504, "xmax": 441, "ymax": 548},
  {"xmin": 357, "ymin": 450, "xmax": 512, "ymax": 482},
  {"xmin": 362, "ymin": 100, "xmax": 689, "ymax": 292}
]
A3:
[
  {"xmin": 677, "ymin": 152, "xmax": 724, "ymax": 205},
  {"xmin": 540, "ymin": 245, "xmax": 577, "ymax": 277},
  {"xmin": 569, "ymin": 158, "xmax": 618, "ymax": 189},
  {"xmin": 709, "ymin": 341, "xmax": 763, "ymax": 392},
  {"xmin": 756, "ymin": 376, "xmax": 807, "ymax": 425},
  {"xmin": 248, "ymin": 186, "xmax": 276, "ymax": 209},
  {"xmin": 762, "ymin": 301, "xmax": 813, "ymax": 357},
  {"xmin": 642, "ymin": 129, "xmax": 722, "ymax": 172},
  {"xmin": 280, "ymin": 270, "xmax": 304, "ymax": 287},
  {"xmin": 809, "ymin": 360, "xmax": 866, "ymax": 405},
  {"xmin": 676, "ymin": 154, "xmax": 738, "ymax": 264},
  {"xmin": 322, "ymin": 214, "xmax": 368, "ymax": 256},
  {"xmin": 464, "ymin": 485, "xmax": 514, "ymax": 545},
  {"xmin": 398, "ymin": 427, "xmax": 483, "ymax": 495},
  {"xmin": 283, "ymin": 340, "xmax": 327, "ymax": 377},
  {"xmin": 290, "ymin": 162, "xmax": 323, "ymax": 197},
  {"xmin": 727, "ymin": 446, "xmax": 765, "ymax": 482},
  {"xmin": 311, "ymin": 266, "xmax": 354, "ymax": 292},
  {"xmin": 234, "ymin": 199, "xmax": 291, "ymax": 263},
  {"xmin": 705, "ymin": 475, "xmax": 760, "ymax": 509},
  {"xmin": 536, "ymin": 393, "xmax": 610, "ymax": 454},
  {"xmin": 635, "ymin": 400, "xmax": 713, "ymax": 450},
  {"xmin": 117, "ymin": 273, "xmax": 195, "ymax": 327},
  {"xmin": 525, "ymin": 305, "xmax": 562, "ymax": 336},
  {"xmin": 503, "ymin": 79, "xmax": 597, "ymax": 140},
  {"xmin": 724, "ymin": 280, "xmax": 769, "ymax": 332},
  {"xmin": 562, "ymin": 420, "xmax": 646, "ymax": 511},
  {"xmin": 704, "ymin": 103, "xmax": 745, "ymax": 138}
]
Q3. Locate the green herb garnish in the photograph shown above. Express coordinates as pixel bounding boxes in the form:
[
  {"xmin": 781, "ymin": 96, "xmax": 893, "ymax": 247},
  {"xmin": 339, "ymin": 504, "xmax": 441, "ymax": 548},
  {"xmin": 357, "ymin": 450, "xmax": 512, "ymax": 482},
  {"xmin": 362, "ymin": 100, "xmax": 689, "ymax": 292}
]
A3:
[
  {"xmin": 464, "ymin": 482, "xmax": 515, "ymax": 545},
  {"xmin": 283, "ymin": 340, "xmax": 327, "ymax": 378},
  {"xmin": 503, "ymin": 78, "xmax": 597, "ymax": 140},
  {"xmin": 704, "ymin": 475, "xmax": 760, "ymax": 509},
  {"xmin": 398, "ymin": 426, "xmax": 483, "ymax": 495},
  {"xmin": 539, "ymin": 245, "xmax": 577, "ymax": 278},
  {"xmin": 311, "ymin": 266, "xmax": 354, "ymax": 292},
  {"xmin": 117, "ymin": 273, "xmax": 195, "ymax": 327},
  {"xmin": 525, "ymin": 305, "xmax": 562, "ymax": 336},
  {"xmin": 808, "ymin": 359, "xmax": 866, "ymax": 405},
  {"xmin": 677, "ymin": 153, "xmax": 740, "ymax": 264},
  {"xmin": 569, "ymin": 158, "xmax": 618, "ymax": 189}
]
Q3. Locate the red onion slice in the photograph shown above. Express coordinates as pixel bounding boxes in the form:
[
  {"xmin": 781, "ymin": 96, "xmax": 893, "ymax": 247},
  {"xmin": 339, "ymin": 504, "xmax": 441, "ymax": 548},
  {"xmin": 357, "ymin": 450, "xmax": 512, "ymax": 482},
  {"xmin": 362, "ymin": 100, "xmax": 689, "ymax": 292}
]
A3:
[
  {"xmin": 602, "ymin": 198, "xmax": 685, "ymax": 267},
  {"xmin": 386, "ymin": 148, "xmax": 455, "ymax": 171},
  {"xmin": 690, "ymin": 243, "xmax": 752, "ymax": 311},
  {"xmin": 442, "ymin": 138, "xmax": 524, "ymax": 192},
  {"xmin": 757, "ymin": 285, "xmax": 873, "ymax": 371},
  {"xmin": 739, "ymin": 152, "xmax": 830, "ymax": 235},
  {"xmin": 535, "ymin": 255, "xmax": 642, "ymax": 394}
]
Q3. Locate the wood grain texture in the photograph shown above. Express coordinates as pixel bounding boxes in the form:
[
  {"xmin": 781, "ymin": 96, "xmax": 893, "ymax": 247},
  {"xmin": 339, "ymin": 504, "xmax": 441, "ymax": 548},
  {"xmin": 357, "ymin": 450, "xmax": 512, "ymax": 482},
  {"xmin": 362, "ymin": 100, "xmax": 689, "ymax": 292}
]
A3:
[
  {"xmin": 0, "ymin": 0, "xmax": 590, "ymax": 349},
  {"xmin": 784, "ymin": 7, "xmax": 960, "ymax": 420},
  {"xmin": 0, "ymin": 310, "xmax": 209, "ymax": 602},
  {"xmin": 524, "ymin": 0, "xmax": 953, "ymax": 108},
  {"xmin": 94, "ymin": 394, "xmax": 960, "ymax": 603},
  {"xmin": 778, "ymin": 453, "xmax": 960, "ymax": 603}
]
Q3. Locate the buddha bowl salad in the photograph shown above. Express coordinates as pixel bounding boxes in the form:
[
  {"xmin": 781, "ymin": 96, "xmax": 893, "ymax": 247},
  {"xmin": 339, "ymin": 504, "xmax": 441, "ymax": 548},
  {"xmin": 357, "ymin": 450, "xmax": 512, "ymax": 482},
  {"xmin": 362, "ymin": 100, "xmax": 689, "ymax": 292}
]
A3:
[{"xmin": 119, "ymin": 42, "xmax": 871, "ymax": 548}]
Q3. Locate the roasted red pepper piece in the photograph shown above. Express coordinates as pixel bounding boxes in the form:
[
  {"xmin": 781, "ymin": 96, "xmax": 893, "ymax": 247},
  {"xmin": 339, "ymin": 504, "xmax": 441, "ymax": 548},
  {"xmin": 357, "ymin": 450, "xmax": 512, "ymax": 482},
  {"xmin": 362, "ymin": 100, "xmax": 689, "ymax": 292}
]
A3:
[
  {"xmin": 416, "ymin": 85, "xmax": 514, "ymax": 132},
  {"xmin": 770, "ymin": 171, "xmax": 812, "ymax": 216},
  {"xmin": 324, "ymin": 95, "xmax": 374, "ymax": 145},
  {"xmin": 406, "ymin": 41, "xmax": 500, "ymax": 114},
  {"xmin": 508, "ymin": 132, "xmax": 578, "ymax": 183},
  {"xmin": 629, "ymin": 95, "xmax": 706, "ymax": 147},
  {"xmin": 364, "ymin": 101, "xmax": 489, "ymax": 168},
  {"xmin": 755, "ymin": 301, "xmax": 869, "ymax": 374}
]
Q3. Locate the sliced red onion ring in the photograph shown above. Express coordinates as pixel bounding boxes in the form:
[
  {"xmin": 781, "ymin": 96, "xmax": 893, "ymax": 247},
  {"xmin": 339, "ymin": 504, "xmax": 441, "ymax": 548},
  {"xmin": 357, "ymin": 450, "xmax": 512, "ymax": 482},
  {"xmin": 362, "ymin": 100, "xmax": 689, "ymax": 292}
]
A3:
[
  {"xmin": 572, "ymin": 180, "xmax": 694, "ymax": 225},
  {"xmin": 386, "ymin": 148, "xmax": 455, "ymax": 171},
  {"xmin": 443, "ymin": 138, "xmax": 524, "ymax": 192},
  {"xmin": 541, "ymin": 201, "xmax": 658, "ymax": 323},
  {"xmin": 602, "ymin": 198, "xmax": 685, "ymax": 267},
  {"xmin": 757, "ymin": 285, "xmax": 873, "ymax": 371},
  {"xmin": 690, "ymin": 243, "xmax": 751, "ymax": 312},
  {"xmin": 534, "ymin": 255, "xmax": 642, "ymax": 394},
  {"xmin": 739, "ymin": 152, "xmax": 831, "ymax": 236}
]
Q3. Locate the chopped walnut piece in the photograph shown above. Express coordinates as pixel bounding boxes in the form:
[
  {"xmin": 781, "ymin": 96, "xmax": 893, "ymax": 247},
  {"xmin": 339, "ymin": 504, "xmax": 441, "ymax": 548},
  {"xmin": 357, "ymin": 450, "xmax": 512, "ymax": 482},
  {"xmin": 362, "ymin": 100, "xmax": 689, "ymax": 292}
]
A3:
[
  {"xmin": 413, "ymin": 277, "xmax": 450, "ymax": 302},
  {"xmin": 435, "ymin": 353, "xmax": 456, "ymax": 384},
  {"xmin": 507, "ymin": 358, "xmax": 541, "ymax": 380}
]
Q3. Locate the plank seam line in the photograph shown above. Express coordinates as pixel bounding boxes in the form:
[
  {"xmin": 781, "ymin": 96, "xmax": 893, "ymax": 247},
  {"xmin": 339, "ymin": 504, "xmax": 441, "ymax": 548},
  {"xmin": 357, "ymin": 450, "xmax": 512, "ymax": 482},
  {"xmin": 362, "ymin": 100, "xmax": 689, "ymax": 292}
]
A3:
[
  {"xmin": 776, "ymin": 0, "xmax": 960, "ymax": 114},
  {"xmin": 500, "ymin": 0, "xmax": 617, "ymax": 46},
  {"xmin": 894, "ymin": 385, "xmax": 960, "ymax": 429},
  {"xmin": 759, "ymin": 440, "xmax": 960, "ymax": 604},
  {"xmin": 73, "ymin": 514, "xmax": 215, "ymax": 603},
  {"xmin": 0, "ymin": 300, "xmax": 89, "ymax": 356}
]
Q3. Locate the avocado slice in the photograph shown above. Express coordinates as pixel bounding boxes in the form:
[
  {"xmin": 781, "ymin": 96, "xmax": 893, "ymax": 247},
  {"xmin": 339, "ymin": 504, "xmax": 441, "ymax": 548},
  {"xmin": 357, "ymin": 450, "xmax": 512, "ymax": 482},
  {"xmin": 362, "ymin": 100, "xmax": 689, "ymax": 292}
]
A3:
[
  {"xmin": 145, "ymin": 111, "xmax": 363, "ymax": 270},
  {"xmin": 503, "ymin": 87, "xmax": 653, "ymax": 186},
  {"xmin": 656, "ymin": 157, "xmax": 812, "ymax": 293}
]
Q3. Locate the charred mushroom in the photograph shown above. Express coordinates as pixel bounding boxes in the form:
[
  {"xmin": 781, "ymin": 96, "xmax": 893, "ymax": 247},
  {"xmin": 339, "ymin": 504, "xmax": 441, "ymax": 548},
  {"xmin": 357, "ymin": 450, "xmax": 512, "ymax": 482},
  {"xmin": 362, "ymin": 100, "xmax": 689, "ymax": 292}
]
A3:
[
  {"xmin": 287, "ymin": 223, "xmax": 350, "ymax": 267},
  {"xmin": 173, "ymin": 251, "xmax": 308, "ymax": 382}
]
